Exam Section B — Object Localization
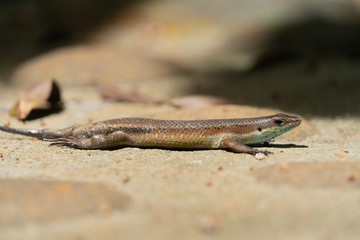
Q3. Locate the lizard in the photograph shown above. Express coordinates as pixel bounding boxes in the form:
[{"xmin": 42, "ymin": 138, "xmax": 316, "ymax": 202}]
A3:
[{"xmin": 0, "ymin": 113, "xmax": 301, "ymax": 155}]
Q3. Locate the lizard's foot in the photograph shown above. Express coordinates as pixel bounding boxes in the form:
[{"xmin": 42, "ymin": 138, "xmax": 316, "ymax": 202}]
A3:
[
  {"xmin": 48, "ymin": 138, "xmax": 84, "ymax": 149},
  {"xmin": 250, "ymin": 149, "xmax": 273, "ymax": 156}
]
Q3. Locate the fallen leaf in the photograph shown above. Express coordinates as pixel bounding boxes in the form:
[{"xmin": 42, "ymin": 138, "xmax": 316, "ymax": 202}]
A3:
[
  {"xmin": 168, "ymin": 95, "xmax": 232, "ymax": 108},
  {"xmin": 9, "ymin": 80, "xmax": 62, "ymax": 120},
  {"xmin": 95, "ymin": 81, "xmax": 155, "ymax": 104}
]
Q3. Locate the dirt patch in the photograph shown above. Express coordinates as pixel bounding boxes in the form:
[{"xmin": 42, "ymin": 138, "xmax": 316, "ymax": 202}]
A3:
[
  {"xmin": 0, "ymin": 178, "xmax": 131, "ymax": 226},
  {"xmin": 254, "ymin": 162, "xmax": 360, "ymax": 189}
]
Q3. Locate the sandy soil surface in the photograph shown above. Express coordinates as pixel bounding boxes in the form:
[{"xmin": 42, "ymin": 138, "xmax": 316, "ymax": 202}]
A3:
[{"xmin": 1, "ymin": 63, "xmax": 359, "ymax": 240}]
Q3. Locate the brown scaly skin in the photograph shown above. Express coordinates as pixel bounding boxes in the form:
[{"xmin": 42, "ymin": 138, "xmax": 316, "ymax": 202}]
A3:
[{"xmin": 0, "ymin": 113, "xmax": 301, "ymax": 155}]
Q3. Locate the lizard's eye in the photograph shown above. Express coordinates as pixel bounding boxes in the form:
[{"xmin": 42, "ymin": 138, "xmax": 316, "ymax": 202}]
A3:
[{"xmin": 274, "ymin": 120, "xmax": 283, "ymax": 125}]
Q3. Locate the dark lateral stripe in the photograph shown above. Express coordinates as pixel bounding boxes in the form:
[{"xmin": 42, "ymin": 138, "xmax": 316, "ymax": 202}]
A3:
[{"xmin": 116, "ymin": 124, "xmax": 257, "ymax": 136}]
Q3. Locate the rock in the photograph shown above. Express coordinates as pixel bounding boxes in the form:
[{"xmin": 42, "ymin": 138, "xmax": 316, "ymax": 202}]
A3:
[{"xmin": 10, "ymin": 45, "xmax": 184, "ymax": 87}]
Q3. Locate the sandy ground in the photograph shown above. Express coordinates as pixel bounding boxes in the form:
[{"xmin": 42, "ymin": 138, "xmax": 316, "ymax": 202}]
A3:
[{"xmin": 0, "ymin": 64, "xmax": 359, "ymax": 240}]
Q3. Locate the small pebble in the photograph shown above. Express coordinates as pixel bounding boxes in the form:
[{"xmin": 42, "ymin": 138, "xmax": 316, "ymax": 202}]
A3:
[
  {"xmin": 40, "ymin": 120, "xmax": 46, "ymax": 126},
  {"xmin": 3, "ymin": 119, "xmax": 10, "ymax": 127},
  {"xmin": 205, "ymin": 181, "xmax": 213, "ymax": 187},
  {"xmin": 122, "ymin": 174, "xmax": 130, "ymax": 183},
  {"xmin": 255, "ymin": 152, "xmax": 266, "ymax": 160},
  {"xmin": 347, "ymin": 173, "xmax": 356, "ymax": 182}
]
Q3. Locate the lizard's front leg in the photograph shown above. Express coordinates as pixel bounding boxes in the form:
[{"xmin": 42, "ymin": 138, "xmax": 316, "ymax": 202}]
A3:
[
  {"xmin": 223, "ymin": 138, "xmax": 272, "ymax": 155},
  {"xmin": 49, "ymin": 131, "xmax": 130, "ymax": 149}
]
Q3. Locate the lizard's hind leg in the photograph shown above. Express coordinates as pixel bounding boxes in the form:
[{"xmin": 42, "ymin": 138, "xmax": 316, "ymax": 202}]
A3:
[{"xmin": 49, "ymin": 131, "xmax": 130, "ymax": 149}]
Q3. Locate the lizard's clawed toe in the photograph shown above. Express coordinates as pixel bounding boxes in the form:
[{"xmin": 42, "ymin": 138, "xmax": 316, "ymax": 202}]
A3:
[
  {"xmin": 250, "ymin": 149, "xmax": 273, "ymax": 156},
  {"xmin": 48, "ymin": 138, "xmax": 80, "ymax": 148},
  {"xmin": 261, "ymin": 150, "xmax": 273, "ymax": 155}
]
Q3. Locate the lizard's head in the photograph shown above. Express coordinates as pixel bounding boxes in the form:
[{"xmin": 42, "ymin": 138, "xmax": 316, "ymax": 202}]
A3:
[
  {"xmin": 254, "ymin": 113, "xmax": 302, "ymax": 143},
  {"xmin": 268, "ymin": 113, "xmax": 301, "ymax": 130}
]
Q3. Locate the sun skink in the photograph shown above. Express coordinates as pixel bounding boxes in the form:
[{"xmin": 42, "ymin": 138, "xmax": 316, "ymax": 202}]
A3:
[{"xmin": 0, "ymin": 113, "xmax": 301, "ymax": 155}]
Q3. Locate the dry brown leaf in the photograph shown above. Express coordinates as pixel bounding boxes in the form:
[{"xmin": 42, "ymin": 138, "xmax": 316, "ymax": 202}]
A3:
[
  {"xmin": 9, "ymin": 80, "xmax": 62, "ymax": 120},
  {"xmin": 95, "ymin": 82, "xmax": 155, "ymax": 104},
  {"xmin": 168, "ymin": 95, "xmax": 232, "ymax": 108}
]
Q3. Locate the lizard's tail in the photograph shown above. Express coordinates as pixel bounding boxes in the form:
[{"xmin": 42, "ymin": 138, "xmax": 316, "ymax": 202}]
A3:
[{"xmin": 0, "ymin": 126, "xmax": 44, "ymax": 139}]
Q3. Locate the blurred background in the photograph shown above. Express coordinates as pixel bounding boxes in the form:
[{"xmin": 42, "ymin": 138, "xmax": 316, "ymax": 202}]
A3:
[
  {"xmin": 1, "ymin": 0, "xmax": 360, "ymax": 116},
  {"xmin": 1, "ymin": 2, "xmax": 360, "ymax": 239}
]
